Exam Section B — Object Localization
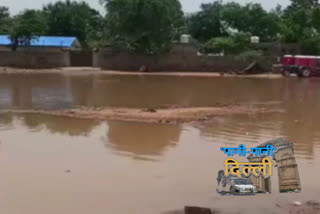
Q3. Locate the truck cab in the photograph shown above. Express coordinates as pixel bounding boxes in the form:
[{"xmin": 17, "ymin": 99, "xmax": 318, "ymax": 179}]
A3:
[{"xmin": 282, "ymin": 55, "xmax": 320, "ymax": 77}]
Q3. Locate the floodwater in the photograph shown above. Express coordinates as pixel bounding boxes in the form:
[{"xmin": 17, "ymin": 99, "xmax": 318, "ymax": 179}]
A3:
[{"xmin": 0, "ymin": 73, "xmax": 320, "ymax": 214}]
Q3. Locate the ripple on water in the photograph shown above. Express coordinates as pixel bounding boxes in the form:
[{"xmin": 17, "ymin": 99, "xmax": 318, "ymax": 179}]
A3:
[{"xmin": 199, "ymin": 117, "xmax": 284, "ymax": 145}]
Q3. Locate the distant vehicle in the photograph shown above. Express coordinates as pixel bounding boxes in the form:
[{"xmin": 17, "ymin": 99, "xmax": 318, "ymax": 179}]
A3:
[
  {"xmin": 229, "ymin": 178, "xmax": 257, "ymax": 194},
  {"xmin": 282, "ymin": 55, "xmax": 320, "ymax": 78}
]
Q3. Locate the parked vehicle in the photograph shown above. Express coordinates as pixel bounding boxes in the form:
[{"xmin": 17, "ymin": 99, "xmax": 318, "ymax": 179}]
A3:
[
  {"xmin": 229, "ymin": 178, "xmax": 257, "ymax": 194},
  {"xmin": 282, "ymin": 55, "xmax": 320, "ymax": 78}
]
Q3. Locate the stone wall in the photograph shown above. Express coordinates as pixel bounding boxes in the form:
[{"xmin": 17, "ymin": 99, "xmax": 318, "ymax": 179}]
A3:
[
  {"xmin": 93, "ymin": 44, "xmax": 277, "ymax": 72},
  {"xmin": 0, "ymin": 49, "xmax": 70, "ymax": 68}
]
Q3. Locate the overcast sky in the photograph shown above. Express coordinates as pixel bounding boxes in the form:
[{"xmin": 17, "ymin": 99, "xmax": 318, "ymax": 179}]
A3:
[{"xmin": 2, "ymin": 0, "xmax": 290, "ymax": 15}]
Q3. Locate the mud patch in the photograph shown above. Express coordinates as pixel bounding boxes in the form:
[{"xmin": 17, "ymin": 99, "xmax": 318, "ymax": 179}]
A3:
[{"xmin": 0, "ymin": 104, "xmax": 284, "ymax": 124}]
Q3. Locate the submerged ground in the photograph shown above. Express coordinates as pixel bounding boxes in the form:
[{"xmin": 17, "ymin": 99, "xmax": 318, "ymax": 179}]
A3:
[{"xmin": 0, "ymin": 69, "xmax": 319, "ymax": 214}]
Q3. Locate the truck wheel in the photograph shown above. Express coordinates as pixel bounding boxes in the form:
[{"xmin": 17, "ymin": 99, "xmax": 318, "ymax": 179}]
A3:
[
  {"xmin": 282, "ymin": 70, "xmax": 291, "ymax": 77},
  {"xmin": 301, "ymin": 68, "xmax": 311, "ymax": 78}
]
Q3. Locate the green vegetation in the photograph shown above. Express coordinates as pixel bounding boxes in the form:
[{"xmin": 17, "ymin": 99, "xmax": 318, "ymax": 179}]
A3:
[
  {"xmin": 186, "ymin": 0, "xmax": 320, "ymax": 55},
  {"xmin": 101, "ymin": 0, "xmax": 184, "ymax": 55},
  {"xmin": 1, "ymin": 0, "xmax": 103, "ymax": 49},
  {"xmin": 0, "ymin": 6, "xmax": 11, "ymax": 34},
  {"xmin": 187, "ymin": 2, "xmax": 227, "ymax": 42},
  {"xmin": 43, "ymin": 0, "xmax": 103, "ymax": 48},
  {"xmin": 202, "ymin": 33, "xmax": 251, "ymax": 54},
  {"xmin": 9, "ymin": 10, "xmax": 47, "ymax": 50},
  {"xmin": 1, "ymin": 0, "xmax": 320, "ymax": 54}
]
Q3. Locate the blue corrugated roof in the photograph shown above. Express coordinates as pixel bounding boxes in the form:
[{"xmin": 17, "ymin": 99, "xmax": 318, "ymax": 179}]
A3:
[
  {"xmin": 0, "ymin": 35, "xmax": 78, "ymax": 47},
  {"xmin": 0, "ymin": 35, "xmax": 11, "ymax": 46}
]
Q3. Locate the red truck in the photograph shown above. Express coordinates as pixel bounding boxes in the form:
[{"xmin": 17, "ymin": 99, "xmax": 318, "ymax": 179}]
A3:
[{"xmin": 282, "ymin": 55, "xmax": 320, "ymax": 77}]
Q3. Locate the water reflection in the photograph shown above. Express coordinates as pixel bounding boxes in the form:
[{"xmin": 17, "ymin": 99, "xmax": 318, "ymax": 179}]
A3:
[
  {"xmin": 105, "ymin": 120, "xmax": 181, "ymax": 161},
  {"xmin": 198, "ymin": 114, "xmax": 284, "ymax": 145},
  {"xmin": 0, "ymin": 115, "xmax": 181, "ymax": 160},
  {"xmin": 68, "ymin": 75, "xmax": 95, "ymax": 107},
  {"xmin": 0, "ymin": 73, "xmax": 320, "ymax": 111},
  {"xmin": 0, "ymin": 73, "xmax": 305, "ymax": 109},
  {"xmin": 0, "ymin": 114, "xmax": 99, "ymax": 136},
  {"xmin": 1, "ymin": 113, "xmax": 319, "ymax": 214},
  {"xmin": 0, "ymin": 74, "xmax": 320, "ymax": 159},
  {"xmin": 1, "ymin": 74, "xmax": 320, "ymax": 214},
  {"xmin": 199, "ymin": 112, "xmax": 320, "ymax": 159},
  {"xmin": 189, "ymin": 78, "xmax": 320, "ymax": 160},
  {"xmin": 279, "ymin": 79, "xmax": 320, "ymax": 159},
  {"xmin": 0, "ymin": 74, "xmax": 72, "ymax": 109}
]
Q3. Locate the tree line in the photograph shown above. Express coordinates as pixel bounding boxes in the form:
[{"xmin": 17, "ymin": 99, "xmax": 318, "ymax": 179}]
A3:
[{"xmin": 0, "ymin": 0, "xmax": 320, "ymax": 55}]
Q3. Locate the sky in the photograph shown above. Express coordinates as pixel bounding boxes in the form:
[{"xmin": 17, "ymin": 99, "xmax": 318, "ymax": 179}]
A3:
[{"xmin": 2, "ymin": 0, "xmax": 291, "ymax": 15}]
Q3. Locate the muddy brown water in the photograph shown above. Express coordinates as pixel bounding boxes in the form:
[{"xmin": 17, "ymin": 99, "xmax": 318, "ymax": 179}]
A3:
[{"xmin": 0, "ymin": 73, "xmax": 320, "ymax": 214}]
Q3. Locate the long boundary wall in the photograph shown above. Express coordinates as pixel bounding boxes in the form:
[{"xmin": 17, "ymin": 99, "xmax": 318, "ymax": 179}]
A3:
[
  {"xmin": 0, "ymin": 49, "xmax": 70, "ymax": 68},
  {"xmin": 0, "ymin": 45, "xmax": 277, "ymax": 71},
  {"xmin": 93, "ymin": 45, "xmax": 277, "ymax": 72}
]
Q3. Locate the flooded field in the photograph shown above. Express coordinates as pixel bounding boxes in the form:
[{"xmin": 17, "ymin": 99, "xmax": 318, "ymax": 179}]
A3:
[
  {"xmin": 0, "ymin": 73, "xmax": 291, "ymax": 109},
  {"xmin": 0, "ymin": 73, "xmax": 320, "ymax": 214}
]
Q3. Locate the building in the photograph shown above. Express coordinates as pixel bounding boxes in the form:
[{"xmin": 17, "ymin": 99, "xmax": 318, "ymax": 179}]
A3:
[{"xmin": 0, "ymin": 35, "xmax": 81, "ymax": 50}]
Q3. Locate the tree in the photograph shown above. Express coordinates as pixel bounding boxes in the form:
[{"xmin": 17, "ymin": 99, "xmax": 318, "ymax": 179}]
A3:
[
  {"xmin": 0, "ymin": 6, "xmax": 11, "ymax": 34},
  {"xmin": 270, "ymin": 4, "xmax": 284, "ymax": 17},
  {"xmin": 9, "ymin": 10, "xmax": 47, "ymax": 50},
  {"xmin": 203, "ymin": 37, "xmax": 235, "ymax": 54},
  {"xmin": 102, "ymin": 0, "xmax": 184, "ymax": 55},
  {"xmin": 187, "ymin": 2, "xmax": 280, "ymax": 43},
  {"xmin": 221, "ymin": 3, "xmax": 280, "ymax": 42},
  {"xmin": 282, "ymin": 0, "xmax": 320, "ymax": 38},
  {"xmin": 288, "ymin": 0, "xmax": 319, "ymax": 10},
  {"xmin": 0, "ymin": 6, "xmax": 9, "ymax": 19},
  {"xmin": 312, "ymin": 7, "xmax": 320, "ymax": 32},
  {"xmin": 278, "ymin": 0, "xmax": 320, "ymax": 54},
  {"xmin": 203, "ymin": 33, "xmax": 251, "ymax": 54},
  {"xmin": 187, "ymin": 1, "xmax": 227, "ymax": 42},
  {"xmin": 43, "ymin": 0, "xmax": 103, "ymax": 48}
]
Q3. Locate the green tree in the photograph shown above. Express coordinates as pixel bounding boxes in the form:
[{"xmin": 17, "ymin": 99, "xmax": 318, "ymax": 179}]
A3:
[
  {"xmin": 187, "ymin": 1, "xmax": 226, "ymax": 42},
  {"xmin": 43, "ymin": 0, "xmax": 103, "ymax": 48},
  {"xmin": 312, "ymin": 7, "xmax": 320, "ymax": 31},
  {"xmin": 282, "ymin": 0, "xmax": 320, "ymax": 40},
  {"xmin": 0, "ymin": 6, "xmax": 11, "ymax": 34},
  {"xmin": 9, "ymin": 10, "xmax": 47, "ymax": 50},
  {"xmin": 102, "ymin": 0, "xmax": 184, "ymax": 55},
  {"xmin": 187, "ymin": 2, "xmax": 280, "ymax": 43},
  {"xmin": 280, "ymin": 0, "xmax": 320, "ymax": 54},
  {"xmin": 203, "ymin": 32, "xmax": 251, "ymax": 54},
  {"xmin": 221, "ymin": 3, "xmax": 280, "ymax": 42},
  {"xmin": 288, "ymin": 0, "xmax": 319, "ymax": 10},
  {"xmin": 203, "ymin": 37, "xmax": 235, "ymax": 54}
]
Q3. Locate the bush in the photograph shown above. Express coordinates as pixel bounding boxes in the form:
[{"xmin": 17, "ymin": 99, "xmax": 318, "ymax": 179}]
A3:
[
  {"xmin": 202, "ymin": 33, "xmax": 251, "ymax": 55},
  {"xmin": 300, "ymin": 37, "xmax": 320, "ymax": 55},
  {"xmin": 203, "ymin": 37, "xmax": 236, "ymax": 54},
  {"xmin": 237, "ymin": 50, "xmax": 262, "ymax": 58},
  {"xmin": 235, "ymin": 50, "xmax": 263, "ymax": 62}
]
